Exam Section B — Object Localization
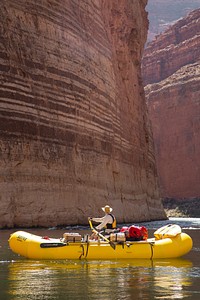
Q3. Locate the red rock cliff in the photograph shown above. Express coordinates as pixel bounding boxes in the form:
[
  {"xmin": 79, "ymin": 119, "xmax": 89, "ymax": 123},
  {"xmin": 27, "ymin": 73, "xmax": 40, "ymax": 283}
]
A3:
[
  {"xmin": 146, "ymin": 0, "xmax": 200, "ymax": 42},
  {"xmin": 143, "ymin": 9, "xmax": 200, "ymax": 85},
  {"xmin": 143, "ymin": 9, "xmax": 200, "ymax": 199},
  {"xmin": 0, "ymin": 0, "xmax": 166, "ymax": 228}
]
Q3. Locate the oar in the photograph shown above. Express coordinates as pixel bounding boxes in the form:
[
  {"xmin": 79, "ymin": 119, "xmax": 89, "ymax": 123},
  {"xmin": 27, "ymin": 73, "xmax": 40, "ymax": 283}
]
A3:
[{"xmin": 88, "ymin": 218, "xmax": 116, "ymax": 250}]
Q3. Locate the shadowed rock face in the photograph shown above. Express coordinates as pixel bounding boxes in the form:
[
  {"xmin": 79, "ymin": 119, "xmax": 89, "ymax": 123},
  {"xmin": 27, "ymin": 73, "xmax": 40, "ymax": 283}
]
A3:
[
  {"xmin": 0, "ymin": 0, "xmax": 166, "ymax": 228},
  {"xmin": 143, "ymin": 9, "xmax": 200, "ymax": 199}
]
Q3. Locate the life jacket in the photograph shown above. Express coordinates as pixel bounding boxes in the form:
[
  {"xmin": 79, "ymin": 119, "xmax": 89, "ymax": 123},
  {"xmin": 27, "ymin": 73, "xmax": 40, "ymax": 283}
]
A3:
[
  {"xmin": 105, "ymin": 213, "xmax": 117, "ymax": 229},
  {"xmin": 123, "ymin": 225, "xmax": 148, "ymax": 241}
]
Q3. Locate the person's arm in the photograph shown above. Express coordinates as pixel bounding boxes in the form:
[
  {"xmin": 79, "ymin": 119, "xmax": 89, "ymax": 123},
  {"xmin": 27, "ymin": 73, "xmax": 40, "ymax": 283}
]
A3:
[
  {"xmin": 95, "ymin": 215, "xmax": 111, "ymax": 230},
  {"xmin": 92, "ymin": 217, "xmax": 104, "ymax": 223}
]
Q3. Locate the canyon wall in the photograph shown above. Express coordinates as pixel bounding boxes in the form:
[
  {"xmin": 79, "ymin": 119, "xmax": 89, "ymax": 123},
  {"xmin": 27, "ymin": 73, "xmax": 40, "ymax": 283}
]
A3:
[
  {"xmin": 146, "ymin": 0, "xmax": 200, "ymax": 42},
  {"xmin": 143, "ymin": 9, "xmax": 200, "ymax": 199},
  {"xmin": 0, "ymin": 0, "xmax": 166, "ymax": 228}
]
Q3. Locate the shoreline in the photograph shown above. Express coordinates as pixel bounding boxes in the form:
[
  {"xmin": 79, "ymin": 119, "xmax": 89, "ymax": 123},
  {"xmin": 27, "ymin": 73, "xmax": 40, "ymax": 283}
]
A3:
[
  {"xmin": 0, "ymin": 199, "xmax": 199, "ymax": 230},
  {"xmin": 163, "ymin": 197, "xmax": 200, "ymax": 218}
]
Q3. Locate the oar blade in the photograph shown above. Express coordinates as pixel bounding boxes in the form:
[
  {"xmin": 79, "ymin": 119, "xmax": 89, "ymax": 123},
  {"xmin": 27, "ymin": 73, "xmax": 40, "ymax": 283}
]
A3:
[
  {"xmin": 154, "ymin": 224, "xmax": 182, "ymax": 239},
  {"xmin": 109, "ymin": 241, "xmax": 116, "ymax": 250}
]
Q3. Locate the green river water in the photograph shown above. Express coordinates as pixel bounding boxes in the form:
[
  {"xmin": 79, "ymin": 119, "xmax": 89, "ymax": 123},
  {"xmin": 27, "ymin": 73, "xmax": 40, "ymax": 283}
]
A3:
[{"xmin": 0, "ymin": 218, "xmax": 200, "ymax": 300}]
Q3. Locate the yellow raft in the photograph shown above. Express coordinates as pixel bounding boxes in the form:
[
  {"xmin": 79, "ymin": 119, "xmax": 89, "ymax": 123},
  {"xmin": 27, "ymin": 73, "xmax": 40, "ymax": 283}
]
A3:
[{"xmin": 8, "ymin": 225, "xmax": 193, "ymax": 260}]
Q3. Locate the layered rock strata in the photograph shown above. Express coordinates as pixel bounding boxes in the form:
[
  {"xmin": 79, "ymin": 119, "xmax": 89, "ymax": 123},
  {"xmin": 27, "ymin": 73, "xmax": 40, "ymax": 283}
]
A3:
[
  {"xmin": 0, "ymin": 0, "xmax": 166, "ymax": 228},
  {"xmin": 146, "ymin": 0, "xmax": 200, "ymax": 42},
  {"xmin": 143, "ymin": 9, "xmax": 200, "ymax": 199},
  {"xmin": 143, "ymin": 8, "xmax": 200, "ymax": 85}
]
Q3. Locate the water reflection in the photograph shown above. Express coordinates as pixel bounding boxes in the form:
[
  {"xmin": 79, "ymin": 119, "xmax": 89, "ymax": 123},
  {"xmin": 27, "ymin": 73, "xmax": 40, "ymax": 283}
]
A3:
[
  {"xmin": 153, "ymin": 266, "xmax": 192, "ymax": 299},
  {"xmin": 2, "ymin": 219, "xmax": 200, "ymax": 299},
  {"xmin": 7, "ymin": 259, "xmax": 193, "ymax": 300}
]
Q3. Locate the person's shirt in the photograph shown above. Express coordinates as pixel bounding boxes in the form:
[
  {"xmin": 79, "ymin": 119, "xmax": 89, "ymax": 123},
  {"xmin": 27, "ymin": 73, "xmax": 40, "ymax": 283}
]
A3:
[{"xmin": 92, "ymin": 214, "xmax": 114, "ymax": 230}]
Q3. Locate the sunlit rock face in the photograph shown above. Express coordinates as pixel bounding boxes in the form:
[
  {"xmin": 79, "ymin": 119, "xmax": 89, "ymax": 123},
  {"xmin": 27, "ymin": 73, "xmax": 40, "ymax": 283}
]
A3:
[
  {"xmin": 146, "ymin": 0, "xmax": 200, "ymax": 42},
  {"xmin": 143, "ymin": 9, "xmax": 200, "ymax": 85},
  {"xmin": 0, "ymin": 0, "xmax": 166, "ymax": 228},
  {"xmin": 143, "ymin": 9, "xmax": 200, "ymax": 199}
]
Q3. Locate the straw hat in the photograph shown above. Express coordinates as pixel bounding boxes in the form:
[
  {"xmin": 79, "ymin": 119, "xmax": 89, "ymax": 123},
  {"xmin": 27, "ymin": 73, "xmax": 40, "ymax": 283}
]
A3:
[{"xmin": 102, "ymin": 205, "xmax": 113, "ymax": 213}]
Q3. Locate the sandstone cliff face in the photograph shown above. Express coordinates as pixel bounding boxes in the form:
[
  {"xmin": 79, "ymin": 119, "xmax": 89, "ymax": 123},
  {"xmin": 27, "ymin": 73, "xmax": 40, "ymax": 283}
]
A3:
[
  {"xmin": 0, "ymin": 0, "xmax": 166, "ymax": 228},
  {"xmin": 146, "ymin": 0, "xmax": 200, "ymax": 42},
  {"xmin": 143, "ymin": 9, "xmax": 200, "ymax": 199},
  {"xmin": 143, "ymin": 9, "xmax": 200, "ymax": 85}
]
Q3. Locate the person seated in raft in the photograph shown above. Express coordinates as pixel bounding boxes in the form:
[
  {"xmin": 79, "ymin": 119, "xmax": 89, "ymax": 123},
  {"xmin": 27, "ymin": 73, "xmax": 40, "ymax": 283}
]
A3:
[{"xmin": 90, "ymin": 205, "xmax": 117, "ymax": 239}]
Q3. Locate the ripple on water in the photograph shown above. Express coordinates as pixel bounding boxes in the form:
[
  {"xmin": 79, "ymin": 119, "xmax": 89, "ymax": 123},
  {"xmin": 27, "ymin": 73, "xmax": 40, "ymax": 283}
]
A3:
[
  {"xmin": 189, "ymin": 267, "xmax": 200, "ymax": 278},
  {"xmin": 0, "ymin": 260, "xmax": 16, "ymax": 264},
  {"xmin": 135, "ymin": 217, "xmax": 200, "ymax": 230}
]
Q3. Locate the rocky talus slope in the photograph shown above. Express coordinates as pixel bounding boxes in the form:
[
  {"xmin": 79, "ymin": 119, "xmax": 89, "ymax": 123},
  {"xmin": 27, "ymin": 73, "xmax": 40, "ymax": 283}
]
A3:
[{"xmin": 0, "ymin": 0, "xmax": 166, "ymax": 228}]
